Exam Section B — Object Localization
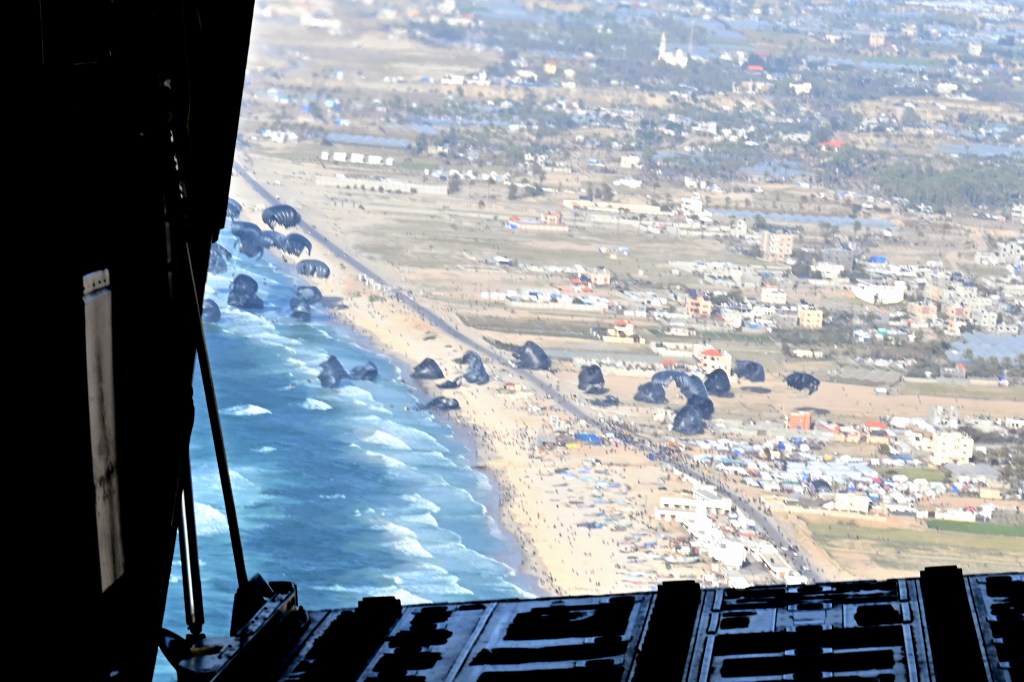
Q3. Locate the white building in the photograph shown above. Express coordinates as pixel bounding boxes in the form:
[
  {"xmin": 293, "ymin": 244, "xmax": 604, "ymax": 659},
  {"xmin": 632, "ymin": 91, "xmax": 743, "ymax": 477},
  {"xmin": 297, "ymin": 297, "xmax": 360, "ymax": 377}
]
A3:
[{"xmin": 931, "ymin": 431, "xmax": 974, "ymax": 466}]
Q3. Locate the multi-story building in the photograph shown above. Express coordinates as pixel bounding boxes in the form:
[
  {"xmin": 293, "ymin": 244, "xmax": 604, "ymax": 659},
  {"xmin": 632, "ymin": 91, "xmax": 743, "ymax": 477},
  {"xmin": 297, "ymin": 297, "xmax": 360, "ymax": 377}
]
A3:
[
  {"xmin": 931, "ymin": 431, "xmax": 974, "ymax": 466},
  {"xmin": 759, "ymin": 230, "xmax": 795, "ymax": 262},
  {"xmin": 798, "ymin": 304, "xmax": 824, "ymax": 329}
]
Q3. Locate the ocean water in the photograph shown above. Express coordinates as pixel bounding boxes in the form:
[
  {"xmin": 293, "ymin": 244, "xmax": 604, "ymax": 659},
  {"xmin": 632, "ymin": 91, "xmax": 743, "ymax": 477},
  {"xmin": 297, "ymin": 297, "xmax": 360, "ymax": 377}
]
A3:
[{"xmin": 155, "ymin": 248, "xmax": 536, "ymax": 679}]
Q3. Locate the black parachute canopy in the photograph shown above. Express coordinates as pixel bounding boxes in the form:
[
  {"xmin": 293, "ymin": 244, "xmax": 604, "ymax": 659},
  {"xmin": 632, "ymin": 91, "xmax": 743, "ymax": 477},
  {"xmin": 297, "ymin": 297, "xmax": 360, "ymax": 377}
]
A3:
[
  {"xmin": 227, "ymin": 197, "xmax": 243, "ymax": 220},
  {"xmin": 201, "ymin": 299, "xmax": 221, "ymax": 324},
  {"xmin": 459, "ymin": 350, "xmax": 490, "ymax": 385},
  {"xmin": 349, "ymin": 362, "xmax": 378, "ymax": 381},
  {"xmin": 290, "ymin": 299, "xmax": 311, "ymax": 321},
  {"xmin": 785, "ymin": 371, "xmax": 821, "ymax": 394},
  {"xmin": 412, "ymin": 358, "xmax": 444, "ymax": 380},
  {"xmin": 678, "ymin": 373, "xmax": 709, "ymax": 400},
  {"xmin": 634, "ymin": 381, "xmax": 667, "ymax": 404},
  {"xmin": 231, "ymin": 221, "xmax": 262, "ymax": 240},
  {"xmin": 578, "ymin": 364, "xmax": 606, "ymax": 393},
  {"xmin": 651, "ymin": 370, "xmax": 685, "ymax": 386},
  {"xmin": 423, "ymin": 396, "xmax": 460, "ymax": 411},
  {"xmin": 514, "ymin": 341, "xmax": 551, "ymax": 370},
  {"xmin": 262, "ymin": 204, "xmax": 302, "ymax": 229},
  {"xmin": 284, "ymin": 233, "xmax": 313, "ymax": 256},
  {"xmin": 732, "ymin": 360, "xmax": 766, "ymax": 383},
  {"xmin": 704, "ymin": 369, "xmax": 731, "ymax": 397},
  {"xmin": 294, "ymin": 286, "xmax": 323, "ymax": 303},
  {"xmin": 261, "ymin": 230, "xmax": 287, "ymax": 250},
  {"xmin": 318, "ymin": 356, "xmax": 349, "ymax": 387},
  {"xmin": 686, "ymin": 394, "xmax": 715, "ymax": 420},
  {"xmin": 208, "ymin": 243, "xmax": 230, "ymax": 274},
  {"xmin": 672, "ymin": 404, "xmax": 706, "ymax": 435},
  {"xmin": 298, "ymin": 259, "xmax": 330, "ymax": 279},
  {"xmin": 227, "ymin": 274, "xmax": 263, "ymax": 309}
]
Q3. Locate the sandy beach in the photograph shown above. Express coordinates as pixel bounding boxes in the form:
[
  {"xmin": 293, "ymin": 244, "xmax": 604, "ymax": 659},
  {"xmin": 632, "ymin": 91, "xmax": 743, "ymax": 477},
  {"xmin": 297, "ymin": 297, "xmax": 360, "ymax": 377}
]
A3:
[{"xmin": 223, "ymin": 167, "xmax": 764, "ymax": 597}]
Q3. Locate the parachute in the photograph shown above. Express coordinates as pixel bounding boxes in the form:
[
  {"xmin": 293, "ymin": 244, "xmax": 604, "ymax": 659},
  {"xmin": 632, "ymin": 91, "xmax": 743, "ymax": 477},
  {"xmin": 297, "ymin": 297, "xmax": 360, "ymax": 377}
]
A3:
[
  {"xmin": 226, "ymin": 197, "xmax": 242, "ymax": 220},
  {"xmin": 651, "ymin": 370, "xmax": 685, "ymax": 386},
  {"xmin": 577, "ymin": 365, "xmax": 605, "ymax": 393},
  {"xmin": 294, "ymin": 286, "xmax": 323, "ymax": 304},
  {"xmin": 634, "ymin": 381, "xmax": 667, "ymax": 404},
  {"xmin": 201, "ymin": 299, "xmax": 221, "ymax": 324},
  {"xmin": 686, "ymin": 394, "xmax": 715, "ymax": 420},
  {"xmin": 732, "ymin": 360, "xmax": 766, "ymax": 383},
  {"xmin": 208, "ymin": 242, "xmax": 230, "ymax": 274},
  {"xmin": 514, "ymin": 341, "xmax": 551, "ymax": 370},
  {"xmin": 318, "ymin": 356, "xmax": 348, "ymax": 387},
  {"xmin": 297, "ymin": 259, "xmax": 330, "ymax": 279},
  {"xmin": 672, "ymin": 404, "xmax": 705, "ymax": 435},
  {"xmin": 231, "ymin": 222, "xmax": 264, "ymax": 258},
  {"xmin": 349, "ymin": 362, "xmax": 378, "ymax": 381},
  {"xmin": 459, "ymin": 350, "xmax": 490, "ymax": 385},
  {"xmin": 261, "ymin": 204, "xmax": 302, "ymax": 229},
  {"xmin": 261, "ymin": 230, "xmax": 287, "ymax": 250},
  {"xmin": 677, "ymin": 373, "xmax": 709, "ymax": 400},
  {"xmin": 284, "ymin": 233, "xmax": 313, "ymax": 257},
  {"xmin": 422, "ymin": 397, "xmax": 460, "ymax": 411},
  {"xmin": 786, "ymin": 371, "xmax": 820, "ymax": 395},
  {"xmin": 290, "ymin": 298, "xmax": 311, "ymax": 322},
  {"xmin": 231, "ymin": 221, "xmax": 262, "ymax": 240},
  {"xmin": 412, "ymin": 358, "xmax": 444, "ymax": 380},
  {"xmin": 227, "ymin": 274, "xmax": 263, "ymax": 309},
  {"xmin": 704, "ymin": 369, "xmax": 731, "ymax": 397}
]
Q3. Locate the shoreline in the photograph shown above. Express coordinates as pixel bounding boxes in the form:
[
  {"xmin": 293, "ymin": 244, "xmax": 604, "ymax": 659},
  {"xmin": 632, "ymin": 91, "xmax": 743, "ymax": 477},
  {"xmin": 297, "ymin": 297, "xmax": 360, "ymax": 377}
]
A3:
[{"xmin": 226, "ymin": 162, "xmax": 828, "ymax": 598}]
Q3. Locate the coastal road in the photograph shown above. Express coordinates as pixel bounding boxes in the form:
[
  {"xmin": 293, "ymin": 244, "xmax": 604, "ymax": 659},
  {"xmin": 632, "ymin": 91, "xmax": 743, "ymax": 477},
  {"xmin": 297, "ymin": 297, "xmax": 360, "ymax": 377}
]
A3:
[
  {"xmin": 233, "ymin": 161, "xmax": 829, "ymax": 585},
  {"xmin": 233, "ymin": 162, "xmax": 596, "ymax": 427}
]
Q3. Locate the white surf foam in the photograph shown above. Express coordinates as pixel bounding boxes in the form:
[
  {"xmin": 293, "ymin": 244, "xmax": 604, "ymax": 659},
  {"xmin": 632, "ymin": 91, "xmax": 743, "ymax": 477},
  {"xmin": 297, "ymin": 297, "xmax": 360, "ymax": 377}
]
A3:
[
  {"xmin": 364, "ymin": 430, "xmax": 411, "ymax": 451},
  {"xmin": 378, "ymin": 521, "xmax": 433, "ymax": 559},
  {"xmin": 223, "ymin": 404, "xmax": 271, "ymax": 417},
  {"xmin": 195, "ymin": 502, "xmax": 229, "ymax": 536},
  {"xmin": 364, "ymin": 450, "xmax": 408, "ymax": 469},
  {"xmin": 400, "ymin": 493, "xmax": 441, "ymax": 514},
  {"xmin": 301, "ymin": 398, "xmax": 332, "ymax": 411}
]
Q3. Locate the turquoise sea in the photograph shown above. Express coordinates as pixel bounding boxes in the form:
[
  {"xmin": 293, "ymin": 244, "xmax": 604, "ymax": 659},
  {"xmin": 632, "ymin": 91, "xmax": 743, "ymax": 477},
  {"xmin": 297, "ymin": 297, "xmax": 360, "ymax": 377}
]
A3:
[{"xmin": 155, "ymin": 241, "xmax": 537, "ymax": 679}]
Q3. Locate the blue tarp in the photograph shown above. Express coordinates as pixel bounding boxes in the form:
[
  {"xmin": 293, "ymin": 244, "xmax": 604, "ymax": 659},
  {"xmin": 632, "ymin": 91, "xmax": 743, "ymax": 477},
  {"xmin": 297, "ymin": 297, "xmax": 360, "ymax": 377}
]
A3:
[{"xmin": 575, "ymin": 433, "xmax": 604, "ymax": 445}]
